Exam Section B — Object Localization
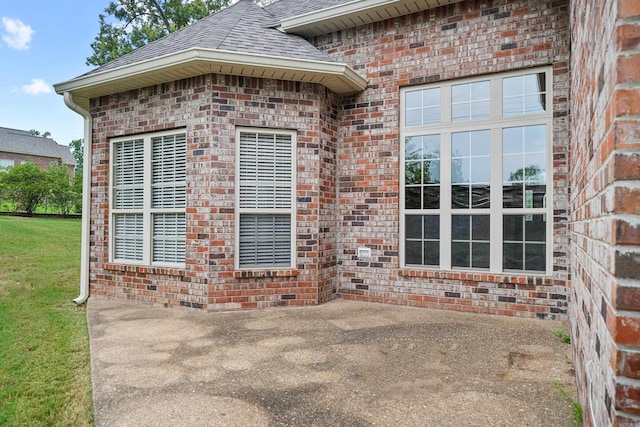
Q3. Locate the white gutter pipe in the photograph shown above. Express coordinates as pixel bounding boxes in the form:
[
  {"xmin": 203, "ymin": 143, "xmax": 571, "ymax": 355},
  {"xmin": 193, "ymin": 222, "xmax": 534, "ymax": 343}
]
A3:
[{"xmin": 63, "ymin": 92, "xmax": 92, "ymax": 305}]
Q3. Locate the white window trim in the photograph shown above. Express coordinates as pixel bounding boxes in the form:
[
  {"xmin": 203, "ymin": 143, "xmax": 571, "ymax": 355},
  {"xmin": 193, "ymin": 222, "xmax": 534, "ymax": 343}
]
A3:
[
  {"xmin": 399, "ymin": 67, "xmax": 553, "ymax": 276},
  {"xmin": 108, "ymin": 129, "xmax": 186, "ymax": 268},
  {"xmin": 234, "ymin": 127, "xmax": 297, "ymax": 271}
]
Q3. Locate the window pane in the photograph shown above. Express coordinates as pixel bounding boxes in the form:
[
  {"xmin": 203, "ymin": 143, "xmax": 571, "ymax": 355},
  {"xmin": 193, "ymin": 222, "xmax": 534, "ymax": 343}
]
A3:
[
  {"xmin": 405, "ymin": 90, "xmax": 422, "ymax": 109},
  {"xmin": 452, "ymin": 215, "xmax": 470, "ymax": 240},
  {"xmin": 503, "ymin": 214, "xmax": 546, "ymax": 272},
  {"xmin": 472, "ymin": 242, "xmax": 490, "ymax": 269},
  {"xmin": 405, "ymin": 241, "xmax": 423, "ymax": 265},
  {"xmin": 424, "ymin": 241, "xmax": 440, "ymax": 266},
  {"xmin": 152, "ymin": 134, "xmax": 186, "ymax": 209},
  {"xmin": 404, "ymin": 215, "xmax": 439, "ymax": 267},
  {"xmin": 405, "ymin": 136, "xmax": 422, "ymax": 160},
  {"xmin": 503, "ymin": 73, "xmax": 546, "ymax": 116},
  {"xmin": 472, "ymin": 215, "xmax": 490, "ymax": 240},
  {"xmin": 239, "ymin": 132, "xmax": 292, "ymax": 210},
  {"xmin": 503, "ymin": 126, "xmax": 547, "ymax": 208},
  {"xmin": 114, "ymin": 213, "xmax": 143, "ymax": 261},
  {"xmin": 423, "ymin": 215, "xmax": 440, "ymax": 240},
  {"xmin": 405, "ymin": 161, "xmax": 422, "ymax": 185},
  {"xmin": 423, "ymin": 186, "xmax": 440, "ymax": 209},
  {"xmin": 153, "ymin": 213, "xmax": 186, "ymax": 263},
  {"xmin": 452, "ymin": 81, "xmax": 490, "ymax": 121},
  {"xmin": 405, "ymin": 187, "xmax": 421, "ymax": 209},
  {"xmin": 423, "ymin": 160, "xmax": 440, "ymax": 184},
  {"xmin": 452, "ymin": 185, "xmax": 469, "ymax": 208},
  {"xmin": 451, "ymin": 242, "xmax": 470, "ymax": 267},
  {"xmin": 525, "ymin": 243, "xmax": 546, "ymax": 271},
  {"xmin": 405, "ymin": 215, "xmax": 422, "ymax": 239},
  {"xmin": 239, "ymin": 214, "xmax": 291, "ymax": 268},
  {"xmin": 503, "ymin": 243, "xmax": 524, "ymax": 270},
  {"xmin": 113, "ymin": 139, "xmax": 144, "ymax": 210}
]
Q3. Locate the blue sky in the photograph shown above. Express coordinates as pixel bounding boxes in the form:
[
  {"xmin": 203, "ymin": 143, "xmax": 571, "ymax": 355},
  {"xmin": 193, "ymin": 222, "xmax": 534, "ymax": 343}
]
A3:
[{"xmin": 0, "ymin": 1, "xmax": 107, "ymax": 146}]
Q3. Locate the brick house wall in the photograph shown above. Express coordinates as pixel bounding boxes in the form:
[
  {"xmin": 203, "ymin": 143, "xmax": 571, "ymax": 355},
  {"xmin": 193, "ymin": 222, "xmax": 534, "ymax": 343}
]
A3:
[
  {"xmin": 314, "ymin": 0, "xmax": 571, "ymax": 318},
  {"xmin": 0, "ymin": 151, "xmax": 75, "ymax": 176},
  {"xmin": 569, "ymin": 0, "xmax": 640, "ymax": 424},
  {"xmin": 88, "ymin": 75, "xmax": 340, "ymax": 309}
]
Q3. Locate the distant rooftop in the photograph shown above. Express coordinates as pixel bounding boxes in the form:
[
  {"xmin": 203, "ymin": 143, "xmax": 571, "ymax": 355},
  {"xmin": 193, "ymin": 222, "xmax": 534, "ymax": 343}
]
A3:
[{"xmin": 0, "ymin": 127, "xmax": 76, "ymax": 166}]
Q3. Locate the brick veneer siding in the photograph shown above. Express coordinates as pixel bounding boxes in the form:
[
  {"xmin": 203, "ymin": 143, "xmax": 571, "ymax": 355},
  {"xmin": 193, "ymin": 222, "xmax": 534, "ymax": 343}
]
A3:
[
  {"xmin": 88, "ymin": 75, "xmax": 339, "ymax": 310},
  {"xmin": 314, "ymin": 0, "xmax": 571, "ymax": 318},
  {"xmin": 570, "ymin": 0, "xmax": 640, "ymax": 424},
  {"xmin": 0, "ymin": 151, "xmax": 74, "ymax": 176}
]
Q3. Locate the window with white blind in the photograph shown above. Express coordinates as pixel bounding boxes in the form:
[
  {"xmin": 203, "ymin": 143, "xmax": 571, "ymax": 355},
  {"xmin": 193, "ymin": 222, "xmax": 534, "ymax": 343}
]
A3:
[
  {"xmin": 236, "ymin": 128, "xmax": 295, "ymax": 269},
  {"xmin": 400, "ymin": 68, "xmax": 553, "ymax": 275},
  {"xmin": 110, "ymin": 130, "xmax": 186, "ymax": 266}
]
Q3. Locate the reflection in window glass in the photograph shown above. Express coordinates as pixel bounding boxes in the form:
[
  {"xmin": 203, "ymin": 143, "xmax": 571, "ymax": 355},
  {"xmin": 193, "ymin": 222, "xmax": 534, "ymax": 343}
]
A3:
[
  {"xmin": 503, "ymin": 73, "xmax": 546, "ymax": 116},
  {"xmin": 451, "ymin": 130, "xmax": 491, "ymax": 209},
  {"xmin": 405, "ymin": 88, "xmax": 441, "ymax": 126},
  {"xmin": 451, "ymin": 215, "xmax": 490, "ymax": 269},
  {"xmin": 452, "ymin": 81, "xmax": 490, "ymax": 121},
  {"xmin": 405, "ymin": 215, "xmax": 440, "ymax": 266},
  {"xmin": 503, "ymin": 125, "xmax": 546, "ymax": 208},
  {"xmin": 503, "ymin": 214, "xmax": 546, "ymax": 272},
  {"xmin": 405, "ymin": 135, "xmax": 440, "ymax": 209}
]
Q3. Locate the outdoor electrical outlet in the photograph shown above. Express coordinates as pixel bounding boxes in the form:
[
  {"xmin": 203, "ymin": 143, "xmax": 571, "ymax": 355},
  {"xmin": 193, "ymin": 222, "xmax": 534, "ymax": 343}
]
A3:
[{"xmin": 357, "ymin": 247, "xmax": 372, "ymax": 260}]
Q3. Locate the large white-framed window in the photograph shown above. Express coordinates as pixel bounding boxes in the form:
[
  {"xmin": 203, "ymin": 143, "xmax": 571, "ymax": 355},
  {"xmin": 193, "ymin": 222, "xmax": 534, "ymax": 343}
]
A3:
[
  {"xmin": 400, "ymin": 67, "xmax": 553, "ymax": 275},
  {"xmin": 109, "ymin": 130, "xmax": 186, "ymax": 266},
  {"xmin": 235, "ymin": 128, "xmax": 296, "ymax": 270},
  {"xmin": 0, "ymin": 158, "xmax": 14, "ymax": 168}
]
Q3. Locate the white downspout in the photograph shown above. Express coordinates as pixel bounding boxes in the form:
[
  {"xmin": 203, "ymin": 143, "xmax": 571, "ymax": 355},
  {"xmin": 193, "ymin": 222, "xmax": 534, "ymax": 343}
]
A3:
[{"xmin": 63, "ymin": 91, "xmax": 92, "ymax": 305}]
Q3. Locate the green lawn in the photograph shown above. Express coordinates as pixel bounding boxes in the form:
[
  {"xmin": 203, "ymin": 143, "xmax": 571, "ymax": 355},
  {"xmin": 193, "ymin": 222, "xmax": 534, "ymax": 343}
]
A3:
[{"xmin": 0, "ymin": 216, "xmax": 93, "ymax": 426}]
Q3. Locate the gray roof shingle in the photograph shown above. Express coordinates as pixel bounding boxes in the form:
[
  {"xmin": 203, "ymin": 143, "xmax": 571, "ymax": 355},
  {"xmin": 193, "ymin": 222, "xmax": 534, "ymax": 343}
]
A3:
[
  {"xmin": 263, "ymin": 0, "xmax": 353, "ymax": 21},
  {"xmin": 83, "ymin": 0, "xmax": 336, "ymax": 78},
  {"xmin": 0, "ymin": 127, "xmax": 76, "ymax": 166}
]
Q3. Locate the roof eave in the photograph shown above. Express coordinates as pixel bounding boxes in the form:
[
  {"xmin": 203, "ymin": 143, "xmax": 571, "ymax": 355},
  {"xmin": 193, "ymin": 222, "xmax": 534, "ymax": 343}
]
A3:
[
  {"xmin": 54, "ymin": 48, "xmax": 368, "ymax": 110},
  {"xmin": 280, "ymin": 0, "xmax": 465, "ymax": 37}
]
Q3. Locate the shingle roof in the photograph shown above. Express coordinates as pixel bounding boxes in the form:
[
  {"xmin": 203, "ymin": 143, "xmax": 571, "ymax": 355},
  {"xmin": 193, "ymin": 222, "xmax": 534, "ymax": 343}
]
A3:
[
  {"xmin": 263, "ymin": 0, "xmax": 353, "ymax": 21},
  {"xmin": 82, "ymin": 0, "xmax": 335, "ymax": 78},
  {"xmin": 0, "ymin": 127, "xmax": 76, "ymax": 166}
]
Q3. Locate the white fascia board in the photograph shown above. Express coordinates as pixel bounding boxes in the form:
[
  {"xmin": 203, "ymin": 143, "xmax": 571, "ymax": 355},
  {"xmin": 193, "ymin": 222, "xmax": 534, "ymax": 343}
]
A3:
[
  {"xmin": 280, "ymin": 0, "xmax": 398, "ymax": 32},
  {"xmin": 54, "ymin": 48, "xmax": 367, "ymax": 97}
]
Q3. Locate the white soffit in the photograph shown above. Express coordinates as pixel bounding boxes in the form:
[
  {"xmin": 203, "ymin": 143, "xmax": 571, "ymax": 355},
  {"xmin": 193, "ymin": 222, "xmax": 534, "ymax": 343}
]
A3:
[
  {"xmin": 54, "ymin": 48, "xmax": 368, "ymax": 110},
  {"xmin": 281, "ymin": 0, "xmax": 464, "ymax": 37}
]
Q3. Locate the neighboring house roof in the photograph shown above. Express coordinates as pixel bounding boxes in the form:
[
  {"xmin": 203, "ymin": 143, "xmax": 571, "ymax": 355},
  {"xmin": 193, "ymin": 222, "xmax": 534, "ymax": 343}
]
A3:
[
  {"xmin": 54, "ymin": 0, "xmax": 461, "ymax": 108},
  {"xmin": 0, "ymin": 127, "xmax": 76, "ymax": 166}
]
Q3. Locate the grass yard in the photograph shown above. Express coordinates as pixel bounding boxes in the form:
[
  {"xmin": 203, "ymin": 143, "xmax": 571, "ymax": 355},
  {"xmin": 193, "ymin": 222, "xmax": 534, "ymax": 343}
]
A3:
[{"xmin": 0, "ymin": 216, "xmax": 93, "ymax": 426}]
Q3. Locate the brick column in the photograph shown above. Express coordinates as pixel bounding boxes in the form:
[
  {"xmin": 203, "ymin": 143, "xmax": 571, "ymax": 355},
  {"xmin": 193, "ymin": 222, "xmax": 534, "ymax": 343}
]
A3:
[{"xmin": 570, "ymin": 0, "xmax": 640, "ymax": 424}]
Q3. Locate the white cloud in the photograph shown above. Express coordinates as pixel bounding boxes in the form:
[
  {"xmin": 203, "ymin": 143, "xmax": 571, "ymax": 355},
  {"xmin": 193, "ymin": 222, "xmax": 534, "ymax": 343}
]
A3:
[
  {"xmin": 2, "ymin": 17, "xmax": 34, "ymax": 50},
  {"xmin": 22, "ymin": 78, "xmax": 51, "ymax": 95}
]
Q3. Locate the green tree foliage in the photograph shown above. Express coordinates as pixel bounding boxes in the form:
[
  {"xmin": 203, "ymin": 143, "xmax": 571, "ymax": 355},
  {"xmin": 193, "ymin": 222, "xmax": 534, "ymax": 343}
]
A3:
[
  {"xmin": 69, "ymin": 139, "xmax": 84, "ymax": 172},
  {"xmin": 87, "ymin": 0, "xmax": 232, "ymax": 66},
  {"xmin": 1, "ymin": 162, "xmax": 50, "ymax": 214},
  {"xmin": 29, "ymin": 130, "xmax": 52, "ymax": 138},
  {"xmin": 46, "ymin": 164, "xmax": 77, "ymax": 216}
]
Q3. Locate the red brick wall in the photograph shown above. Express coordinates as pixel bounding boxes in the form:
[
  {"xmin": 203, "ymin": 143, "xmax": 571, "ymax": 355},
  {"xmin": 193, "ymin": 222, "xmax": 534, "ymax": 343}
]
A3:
[
  {"xmin": 0, "ymin": 152, "xmax": 74, "ymax": 176},
  {"xmin": 314, "ymin": 0, "xmax": 571, "ymax": 318},
  {"xmin": 88, "ymin": 75, "xmax": 338, "ymax": 310},
  {"xmin": 570, "ymin": 0, "xmax": 640, "ymax": 424}
]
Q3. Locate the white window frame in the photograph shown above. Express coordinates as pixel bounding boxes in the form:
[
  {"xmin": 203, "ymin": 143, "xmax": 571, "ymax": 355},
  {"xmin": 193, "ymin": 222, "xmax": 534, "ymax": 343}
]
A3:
[
  {"xmin": 108, "ymin": 129, "xmax": 187, "ymax": 267},
  {"xmin": 234, "ymin": 127, "xmax": 296, "ymax": 270},
  {"xmin": 400, "ymin": 67, "xmax": 553, "ymax": 275}
]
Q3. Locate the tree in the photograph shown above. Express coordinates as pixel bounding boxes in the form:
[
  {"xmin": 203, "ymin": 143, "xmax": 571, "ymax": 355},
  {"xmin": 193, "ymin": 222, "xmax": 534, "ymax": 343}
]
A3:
[
  {"xmin": 2, "ymin": 162, "xmax": 49, "ymax": 214},
  {"xmin": 29, "ymin": 130, "xmax": 52, "ymax": 138},
  {"xmin": 46, "ymin": 164, "xmax": 77, "ymax": 216},
  {"xmin": 87, "ymin": 0, "xmax": 233, "ymax": 66},
  {"xmin": 69, "ymin": 139, "xmax": 84, "ymax": 173}
]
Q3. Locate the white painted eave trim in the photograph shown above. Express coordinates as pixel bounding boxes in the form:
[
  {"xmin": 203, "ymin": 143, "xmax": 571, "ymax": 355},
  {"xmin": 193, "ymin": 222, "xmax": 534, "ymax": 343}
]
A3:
[
  {"xmin": 54, "ymin": 47, "xmax": 367, "ymax": 106},
  {"xmin": 280, "ymin": 0, "xmax": 464, "ymax": 36},
  {"xmin": 281, "ymin": 0, "xmax": 397, "ymax": 32}
]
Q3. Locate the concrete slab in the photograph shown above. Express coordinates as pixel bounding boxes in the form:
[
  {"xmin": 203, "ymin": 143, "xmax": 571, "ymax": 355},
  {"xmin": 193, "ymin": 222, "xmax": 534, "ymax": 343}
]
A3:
[{"xmin": 87, "ymin": 298, "xmax": 577, "ymax": 426}]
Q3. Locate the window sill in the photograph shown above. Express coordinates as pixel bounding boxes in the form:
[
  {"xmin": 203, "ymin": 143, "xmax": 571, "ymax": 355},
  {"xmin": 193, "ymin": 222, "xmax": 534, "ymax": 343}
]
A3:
[
  {"xmin": 398, "ymin": 268, "xmax": 553, "ymax": 285},
  {"xmin": 104, "ymin": 263, "xmax": 186, "ymax": 277},
  {"xmin": 234, "ymin": 269, "xmax": 298, "ymax": 279}
]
